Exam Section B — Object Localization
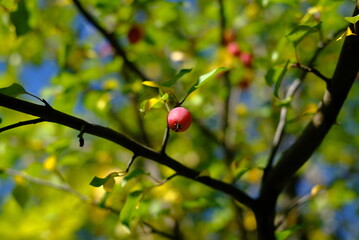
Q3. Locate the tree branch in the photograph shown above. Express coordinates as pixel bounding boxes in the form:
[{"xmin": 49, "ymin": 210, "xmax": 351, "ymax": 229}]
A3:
[
  {"xmin": 72, "ymin": 0, "xmax": 150, "ymax": 82},
  {"xmin": 3, "ymin": 168, "xmax": 90, "ymax": 202},
  {"xmin": 0, "ymin": 118, "xmax": 44, "ymax": 133},
  {"xmin": 291, "ymin": 63, "xmax": 331, "ymax": 84},
  {"xmin": 262, "ymin": 27, "xmax": 346, "ymax": 181},
  {"xmin": 257, "ymin": 7, "xmax": 359, "ymax": 239},
  {"xmin": 0, "ymin": 93, "xmax": 255, "ymax": 209},
  {"xmin": 263, "ymin": 34, "xmax": 359, "ymax": 199}
]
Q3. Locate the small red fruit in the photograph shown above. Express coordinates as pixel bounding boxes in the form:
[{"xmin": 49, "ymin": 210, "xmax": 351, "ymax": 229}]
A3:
[
  {"xmin": 167, "ymin": 107, "xmax": 192, "ymax": 132},
  {"xmin": 240, "ymin": 52, "xmax": 253, "ymax": 68},
  {"xmin": 227, "ymin": 42, "xmax": 241, "ymax": 57},
  {"xmin": 127, "ymin": 25, "xmax": 143, "ymax": 44}
]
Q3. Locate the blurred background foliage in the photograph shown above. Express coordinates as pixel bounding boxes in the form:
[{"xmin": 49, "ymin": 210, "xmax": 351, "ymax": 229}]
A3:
[{"xmin": 0, "ymin": 0, "xmax": 358, "ymax": 239}]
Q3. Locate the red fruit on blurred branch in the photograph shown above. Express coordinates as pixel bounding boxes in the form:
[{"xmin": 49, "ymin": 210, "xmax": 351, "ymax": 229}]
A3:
[
  {"xmin": 227, "ymin": 42, "xmax": 241, "ymax": 57},
  {"xmin": 240, "ymin": 52, "xmax": 253, "ymax": 68},
  {"xmin": 127, "ymin": 24, "xmax": 143, "ymax": 44}
]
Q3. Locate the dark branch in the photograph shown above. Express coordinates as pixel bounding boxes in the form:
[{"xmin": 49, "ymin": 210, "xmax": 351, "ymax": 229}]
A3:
[
  {"xmin": 261, "ymin": 6, "xmax": 359, "ymax": 207},
  {"xmin": 0, "ymin": 93, "xmax": 255, "ymax": 209},
  {"xmin": 77, "ymin": 124, "xmax": 86, "ymax": 147},
  {"xmin": 160, "ymin": 126, "xmax": 170, "ymax": 154},
  {"xmin": 72, "ymin": 0, "xmax": 150, "ymax": 82},
  {"xmin": 0, "ymin": 118, "xmax": 44, "ymax": 133},
  {"xmin": 125, "ymin": 154, "xmax": 137, "ymax": 173},
  {"xmin": 257, "ymin": 8, "xmax": 359, "ymax": 238},
  {"xmin": 291, "ymin": 63, "xmax": 331, "ymax": 84},
  {"xmin": 262, "ymin": 27, "xmax": 346, "ymax": 182}
]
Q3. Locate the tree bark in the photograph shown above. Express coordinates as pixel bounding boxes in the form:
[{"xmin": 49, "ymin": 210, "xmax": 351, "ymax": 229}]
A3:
[{"xmin": 256, "ymin": 5, "xmax": 359, "ymax": 239}]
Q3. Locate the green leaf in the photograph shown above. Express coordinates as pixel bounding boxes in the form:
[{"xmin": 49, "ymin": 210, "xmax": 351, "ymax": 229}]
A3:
[
  {"xmin": 0, "ymin": 0, "xmax": 16, "ymax": 10},
  {"xmin": 89, "ymin": 172, "xmax": 120, "ymax": 187},
  {"xmin": 183, "ymin": 198, "xmax": 213, "ymax": 209},
  {"xmin": 161, "ymin": 68, "xmax": 192, "ymax": 87},
  {"xmin": 0, "ymin": 83, "xmax": 28, "ymax": 97},
  {"xmin": 103, "ymin": 176, "xmax": 116, "ymax": 192},
  {"xmin": 344, "ymin": 14, "xmax": 359, "ymax": 24},
  {"xmin": 185, "ymin": 67, "xmax": 228, "ymax": 100},
  {"xmin": 123, "ymin": 169, "xmax": 146, "ymax": 182},
  {"xmin": 276, "ymin": 225, "xmax": 303, "ymax": 240},
  {"xmin": 286, "ymin": 23, "xmax": 321, "ymax": 46},
  {"xmin": 12, "ymin": 184, "xmax": 30, "ymax": 208},
  {"xmin": 10, "ymin": 0, "xmax": 31, "ymax": 36},
  {"xmin": 275, "ymin": 96, "xmax": 293, "ymax": 107},
  {"xmin": 122, "ymin": 169, "xmax": 148, "ymax": 187},
  {"xmin": 119, "ymin": 190, "xmax": 143, "ymax": 228},
  {"xmin": 274, "ymin": 59, "xmax": 290, "ymax": 98},
  {"xmin": 234, "ymin": 167, "xmax": 251, "ymax": 181}
]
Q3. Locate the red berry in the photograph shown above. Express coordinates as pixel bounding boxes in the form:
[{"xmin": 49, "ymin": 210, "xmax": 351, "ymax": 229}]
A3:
[
  {"xmin": 227, "ymin": 42, "xmax": 241, "ymax": 57},
  {"xmin": 167, "ymin": 107, "xmax": 192, "ymax": 132},
  {"xmin": 240, "ymin": 52, "xmax": 253, "ymax": 68},
  {"xmin": 127, "ymin": 25, "xmax": 143, "ymax": 44}
]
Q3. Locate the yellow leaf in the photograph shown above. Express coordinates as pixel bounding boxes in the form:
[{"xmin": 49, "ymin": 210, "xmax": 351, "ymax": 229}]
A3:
[
  {"xmin": 44, "ymin": 155, "xmax": 57, "ymax": 171},
  {"xmin": 96, "ymin": 93, "xmax": 111, "ymax": 110},
  {"xmin": 302, "ymin": 103, "xmax": 317, "ymax": 115},
  {"xmin": 13, "ymin": 175, "xmax": 26, "ymax": 185},
  {"xmin": 145, "ymin": 98, "xmax": 162, "ymax": 112},
  {"xmin": 246, "ymin": 168, "xmax": 262, "ymax": 183},
  {"xmin": 236, "ymin": 103, "xmax": 248, "ymax": 116},
  {"xmin": 102, "ymin": 79, "xmax": 119, "ymax": 90},
  {"xmin": 311, "ymin": 185, "xmax": 325, "ymax": 196},
  {"xmin": 142, "ymin": 81, "xmax": 160, "ymax": 88},
  {"xmin": 244, "ymin": 211, "xmax": 257, "ymax": 231},
  {"xmin": 336, "ymin": 27, "xmax": 357, "ymax": 41}
]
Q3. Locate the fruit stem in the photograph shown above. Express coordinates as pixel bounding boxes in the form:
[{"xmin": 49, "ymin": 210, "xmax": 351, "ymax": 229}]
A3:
[{"xmin": 160, "ymin": 126, "xmax": 171, "ymax": 154}]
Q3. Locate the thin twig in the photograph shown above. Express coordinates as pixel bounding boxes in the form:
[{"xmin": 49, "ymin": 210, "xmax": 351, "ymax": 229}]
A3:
[
  {"xmin": 150, "ymin": 173, "xmax": 178, "ymax": 185},
  {"xmin": 77, "ymin": 124, "xmax": 86, "ymax": 147},
  {"xmin": 125, "ymin": 154, "xmax": 138, "ymax": 173},
  {"xmin": 3, "ymin": 168, "xmax": 90, "ymax": 202},
  {"xmin": 72, "ymin": 0, "xmax": 149, "ymax": 82},
  {"xmin": 291, "ymin": 63, "xmax": 331, "ymax": 85},
  {"xmin": 160, "ymin": 126, "xmax": 170, "ymax": 154},
  {"xmin": 0, "ymin": 118, "xmax": 44, "ymax": 133}
]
